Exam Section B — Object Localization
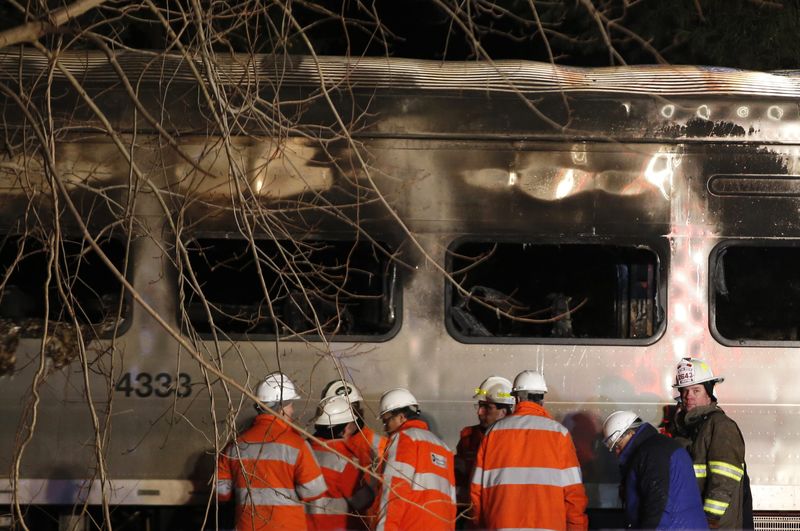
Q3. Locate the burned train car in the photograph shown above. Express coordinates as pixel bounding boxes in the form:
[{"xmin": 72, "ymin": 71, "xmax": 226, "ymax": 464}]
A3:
[{"xmin": 1, "ymin": 50, "xmax": 800, "ymax": 527}]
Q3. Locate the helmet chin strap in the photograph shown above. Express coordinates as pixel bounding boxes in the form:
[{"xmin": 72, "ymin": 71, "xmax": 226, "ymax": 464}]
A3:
[{"xmin": 703, "ymin": 381, "xmax": 717, "ymax": 402}]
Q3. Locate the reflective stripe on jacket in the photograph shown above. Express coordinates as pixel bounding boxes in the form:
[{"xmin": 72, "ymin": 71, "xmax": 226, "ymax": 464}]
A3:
[
  {"xmin": 374, "ymin": 418, "xmax": 457, "ymax": 531},
  {"xmin": 618, "ymin": 423, "xmax": 708, "ymax": 529},
  {"xmin": 470, "ymin": 401, "xmax": 588, "ymax": 530},
  {"xmin": 307, "ymin": 438, "xmax": 367, "ymax": 531},
  {"xmin": 217, "ymin": 414, "xmax": 327, "ymax": 531},
  {"xmin": 671, "ymin": 403, "xmax": 748, "ymax": 528},
  {"xmin": 455, "ymin": 424, "xmax": 484, "ymax": 508}
]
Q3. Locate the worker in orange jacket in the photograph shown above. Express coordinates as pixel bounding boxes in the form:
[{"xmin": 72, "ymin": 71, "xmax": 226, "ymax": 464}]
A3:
[
  {"xmin": 455, "ymin": 375, "xmax": 513, "ymax": 517},
  {"xmin": 471, "ymin": 370, "xmax": 588, "ymax": 530},
  {"xmin": 307, "ymin": 394, "xmax": 373, "ymax": 530},
  {"xmin": 217, "ymin": 372, "xmax": 327, "ymax": 531},
  {"xmin": 321, "ymin": 379, "xmax": 387, "ymax": 472},
  {"xmin": 374, "ymin": 387, "xmax": 457, "ymax": 530}
]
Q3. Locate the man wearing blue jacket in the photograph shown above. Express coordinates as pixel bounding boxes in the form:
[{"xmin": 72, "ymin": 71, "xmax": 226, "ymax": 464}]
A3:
[{"xmin": 603, "ymin": 410, "xmax": 707, "ymax": 530}]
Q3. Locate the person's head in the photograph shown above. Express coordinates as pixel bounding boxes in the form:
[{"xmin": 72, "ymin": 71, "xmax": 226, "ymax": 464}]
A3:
[
  {"xmin": 476, "ymin": 381, "xmax": 514, "ymax": 427},
  {"xmin": 511, "ymin": 370, "xmax": 548, "ymax": 405},
  {"xmin": 255, "ymin": 371, "xmax": 301, "ymax": 420},
  {"xmin": 602, "ymin": 410, "xmax": 642, "ymax": 456},
  {"xmin": 473, "ymin": 375, "xmax": 512, "ymax": 426},
  {"xmin": 672, "ymin": 357, "xmax": 723, "ymax": 412},
  {"xmin": 313, "ymin": 395, "xmax": 358, "ymax": 440},
  {"xmin": 377, "ymin": 388, "xmax": 420, "ymax": 434},
  {"xmin": 321, "ymin": 379, "xmax": 366, "ymax": 424}
]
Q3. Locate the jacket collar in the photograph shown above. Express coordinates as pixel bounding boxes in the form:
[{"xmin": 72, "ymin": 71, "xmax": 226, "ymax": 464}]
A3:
[
  {"xmin": 253, "ymin": 413, "xmax": 291, "ymax": 430},
  {"xmin": 679, "ymin": 402, "xmax": 722, "ymax": 426},
  {"xmin": 618, "ymin": 423, "xmax": 658, "ymax": 465},
  {"xmin": 397, "ymin": 417, "xmax": 430, "ymax": 433},
  {"xmin": 513, "ymin": 401, "xmax": 552, "ymax": 418}
]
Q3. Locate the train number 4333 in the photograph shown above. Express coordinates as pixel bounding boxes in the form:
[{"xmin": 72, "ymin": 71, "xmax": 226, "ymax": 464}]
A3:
[{"xmin": 115, "ymin": 372, "xmax": 192, "ymax": 398}]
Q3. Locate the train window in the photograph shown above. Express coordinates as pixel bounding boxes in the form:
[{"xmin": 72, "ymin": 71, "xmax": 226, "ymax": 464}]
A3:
[
  {"xmin": 446, "ymin": 242, "xmax": 663, "ymax": 342},
  {"xmin": 712, "ymin": 244, "xmax": 800, "ymax": 343},
  {"xmin": 181, "ymin": 239, "xmax": 399, "ymax": 340},
  {"xmin": 0, "ymin": 235, "xmax": 130, "ymax": 337}
]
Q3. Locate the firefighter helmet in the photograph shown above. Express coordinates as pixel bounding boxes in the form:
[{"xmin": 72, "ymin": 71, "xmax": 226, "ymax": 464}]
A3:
[{"xmin": 673, "ymin": 357, "xmax": 725, "ymax": 388}]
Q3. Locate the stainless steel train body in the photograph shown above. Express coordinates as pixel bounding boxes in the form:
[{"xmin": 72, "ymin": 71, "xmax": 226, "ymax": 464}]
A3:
[{"xmin": 2, "ymin": 52, "xmax": 800, "ymax": 523}]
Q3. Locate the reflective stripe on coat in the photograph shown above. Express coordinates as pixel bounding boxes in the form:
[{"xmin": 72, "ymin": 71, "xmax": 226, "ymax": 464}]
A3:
[
  {"xmin": 217, "ymin": 414, "xmax": 327, "ymax": 531},
  {"xmin": 307, "ymin": 438, "xmax": 367, "ymax": 530},
  {"xmin": 374, "ymin": 418, "xmax": 457, "ymax": 531},
  {"xmin": 671, "ymin": 403, "xmax": 749, "ymax": 529},
  {"xmin": 470, "ymin": 401, "xmax": 588, "ymax": 530}
]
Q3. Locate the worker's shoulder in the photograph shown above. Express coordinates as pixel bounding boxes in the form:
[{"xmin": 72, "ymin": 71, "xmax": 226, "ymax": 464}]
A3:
[
  {"xmin": 459, "ymin": 424, "xmax": 482, "ymax": 438},
  {"xmin": 489, "ymin": 412, "xmax": 569, "ymax": 436}
]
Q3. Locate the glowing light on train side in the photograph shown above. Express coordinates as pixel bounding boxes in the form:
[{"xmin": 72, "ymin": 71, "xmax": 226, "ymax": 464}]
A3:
[
  {"xmin": 768, "ymin": 105, "xmax": 784, "ymax": 121},
  {"xmin": 737, "ymin": 106, "xmax": 750, "ymax": 118},
  {"xmin": 661, "ymin": 105, "xmax": 675, "ymax": 119},
  {"xmin": 555, "ymin": 169, "xmax": 575, "ymax": 199},
  {"xmin": 696, "ymin": 105, "xmax": 711, "ymax": 120},
  {"xmin": 644, "ymin": 153, "xmax": 675, "ymax": 200},
  {"xmin": 507, "ymin": 171, "xmax": 518, "ymax": 187}
]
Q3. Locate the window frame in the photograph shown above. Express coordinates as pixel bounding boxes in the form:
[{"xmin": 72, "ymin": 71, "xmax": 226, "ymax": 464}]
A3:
[
  {"xmin": 710, "ymin": 239, "xmax": 800, "ymax": 347},
  {"xmin": 444, "ymin": 236, "xmax": 668, "ymax": 346},
  {"xmin": 0, "ymin": 233, "xmax": 134, "ymax": 338},
  {"xmin": 178, "ymin": 234, "xmax": 403, "ymax": 343}
]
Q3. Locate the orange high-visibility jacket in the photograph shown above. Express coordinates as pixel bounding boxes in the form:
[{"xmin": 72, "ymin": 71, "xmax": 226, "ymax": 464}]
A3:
[
  {"xmin": 347, "ymin": 424, "xmax": 388, "ymax": 523},
  {"xmin": 346, "ymin": 425, "xmax": 387, "ymax": 470},
  {"xmin": 374, "ymin": 418, "xmax": 457, "ymax": 531},
  {"xmin": 217, "ymin": 414, "xmax": 328, "ymax": 531},
  {"xmin": 307, "ymin": 438, "xmax": 366, "ymax": 531},
  {"xmin": 470, "ymin": 402, "xmax": 589, "ymax": 531},
  {"xmin": 455, "ymin": 424, "xmax": 485, "ymax": 507}
]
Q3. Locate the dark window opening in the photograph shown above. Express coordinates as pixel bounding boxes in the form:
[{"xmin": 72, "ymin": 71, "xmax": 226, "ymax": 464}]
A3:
[
  {"xmin": 713, "ymin": 245, "xmax": 800, "ymax": 342},
  {"xmin": 182, "ymin": 239, "xmax": 399, "ymax": 339},
  {"xmin": 447, "ymin": 242, "xmax": 662, "ymax": 341},
  {"xmin": 0, "ymin": 235, "xmax": 130, "ymax": 337}
]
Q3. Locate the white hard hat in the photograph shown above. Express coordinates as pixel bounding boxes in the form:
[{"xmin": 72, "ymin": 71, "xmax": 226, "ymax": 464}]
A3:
[
  {"xmin": 256, "ymin": 372, "xmax": 300, "ymax": 404},
  {"xmin": 602, "ymin": 410, "xmax": 640, "ymax": 451},
  {"xmin": 473, "ymin": 375, "xmax": 512, "ymax": 401},
  {"xmin": 314, "ymin": 395, "xmax": 357, "ymax": 426},
  {"xmin": 673, "ymin": 357, "xmax": 725, "ymax": 389},
  {"xmin": 377, "ymin": 387, "xmax": 419, "ymax": 418},
  {"xmin": 484, "ymin": 381, "xmax": 515, "ymax": 406},
  {"xmin": 512, "ymin": 370, "xmax": 548, "ymax": 394},
  {"xmin": 322, "ymin": 379, "xmax": 364, "ymax": 403}
]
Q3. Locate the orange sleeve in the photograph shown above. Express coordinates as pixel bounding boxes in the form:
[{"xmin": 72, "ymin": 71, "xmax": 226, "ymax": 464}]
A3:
[
  {"xmin": 375, "ymin": 435, "xmax": 412, "ymax": 531},
  {"xmin": 561, "ymin": 433, "xmax": 589, "ymax": 531},
  {"xmin": 469, "ymin": 433, "xmax": 487, "ymax": 527},
  {"xmin": 295, "ymin": 440, "xmax": 328, "ymax": 501}
]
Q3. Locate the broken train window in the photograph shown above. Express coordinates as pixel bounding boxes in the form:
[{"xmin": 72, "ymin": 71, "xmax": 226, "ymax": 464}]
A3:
[
  {"xmin": 181, "ymin": 238, "xmax": 399, "ymax": 339},
  {"xmin": 447, "ymin": 242, "xmax": 662, "ymax": 341},
  {"xmin": 712, "ymin": 243, "xmax": 800, "ymax": 343},
  {"xmin": 0, "ymin": 235, "xmax": 131, "ymax": 336}
]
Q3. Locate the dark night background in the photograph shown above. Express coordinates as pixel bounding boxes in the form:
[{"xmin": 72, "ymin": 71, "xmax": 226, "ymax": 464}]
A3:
[{"xmin": 1, "ymin": 0, "xmax": 798, "ymax": 70}]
